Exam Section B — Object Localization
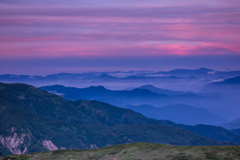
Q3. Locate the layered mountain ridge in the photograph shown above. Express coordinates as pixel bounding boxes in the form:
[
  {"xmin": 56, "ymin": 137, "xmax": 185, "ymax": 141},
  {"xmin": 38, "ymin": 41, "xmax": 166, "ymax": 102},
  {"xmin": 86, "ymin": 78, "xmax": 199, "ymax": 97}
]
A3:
[
  {"xmin": 39, "ymin": 84, "xmax": 239, "ymax": 121},
  {"xmin": 0, "ymin": 82, "xmax": 240, "ymax": 156}
]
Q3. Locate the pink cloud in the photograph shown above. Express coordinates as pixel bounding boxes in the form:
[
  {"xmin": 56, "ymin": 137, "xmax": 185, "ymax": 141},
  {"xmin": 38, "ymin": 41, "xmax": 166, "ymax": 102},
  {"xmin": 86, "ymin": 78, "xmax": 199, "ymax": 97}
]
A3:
[
  {"xmin": 0, "ymin": 2, "xmax": 240, "ymax": 58},
  {"xmin": 78, "ymin": 52, "xmax": 100, "ymax": 56}
]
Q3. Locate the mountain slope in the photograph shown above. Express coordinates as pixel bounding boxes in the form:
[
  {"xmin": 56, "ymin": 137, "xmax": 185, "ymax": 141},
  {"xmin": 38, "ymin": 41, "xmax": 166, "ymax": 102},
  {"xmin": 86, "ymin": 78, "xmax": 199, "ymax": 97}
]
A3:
[
  {"xmin": 1, "ymin": 82, "xmax": 236, "ymax": 156},
  {"xmin": 40, "ymin": 84, "xmax": 239, "ymax": 121},
  {"xmin": 137, "ymin": 85, "xmax": 186, "ymax": 95},
  {"xmin": 124, "ymin": 104, "xmax": 227, "ymax": 125},
  {"xmin": 1, "ymin": 104, "xmax": 231, "ymax": 156},
  {"xmin": 231, "ymin": 129, "xmax": 240, "ymax": 135},
  {"xmin": 3, "ymin": 104, "xmax": 211, "ymax": 155},
  {"xmin": 167, "ymin": 68, "xmax": 214, "ymax": 75},
  {"xmin": 221, "ymin": 117, "xmax": 240, "ymax": 130},
  {"xmin": 157, "ymin": 120, "xmax": 240, "ymax": 144},
  {"xmin": 39, "ymin": 83, "xmax": 240, "ymax": 145},
  {"xmin": 0, "ymin": 82, "xmax": 160, "ymax": 127},
  {"xmin": 73, "ymin": 100, "xmax": 159, "ymax": 126},
  {"xmin": 43, "ymin": 85, "xmax": 167, "ymax": 104},
  {"xmin": 200, "ymin": 76, "xmax": 240, "ymax": 103}
]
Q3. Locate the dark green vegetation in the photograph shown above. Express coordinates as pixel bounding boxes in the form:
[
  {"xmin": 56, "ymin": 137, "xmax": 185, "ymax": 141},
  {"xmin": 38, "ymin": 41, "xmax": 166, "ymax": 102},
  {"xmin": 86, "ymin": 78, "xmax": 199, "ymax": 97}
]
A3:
[
  {"xmin": 0, "ymin": 82, "xmax": 239, "ymax": 156},
  {"xmin": 1, "ymin": 143, "xmax": 240, "ymax": 160}
]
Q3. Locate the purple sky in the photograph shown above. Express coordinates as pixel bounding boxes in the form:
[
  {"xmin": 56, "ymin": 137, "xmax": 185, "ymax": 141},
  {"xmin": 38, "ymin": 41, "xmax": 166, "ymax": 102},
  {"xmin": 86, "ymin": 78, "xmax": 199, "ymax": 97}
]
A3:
[{"xmin": 1, "ymin": 0, "xmax": 240, "ymax": 75}]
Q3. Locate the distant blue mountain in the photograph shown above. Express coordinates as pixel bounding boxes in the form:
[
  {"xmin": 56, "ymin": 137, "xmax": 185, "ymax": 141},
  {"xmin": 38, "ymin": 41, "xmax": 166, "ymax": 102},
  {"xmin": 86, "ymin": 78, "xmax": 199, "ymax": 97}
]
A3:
[
  {"xmin": 212, "ymin": 76, "xmax": 240, "ymax": 84},
  {"xmin": 39, "ymin": 85, "xmax": 239, "ymax": 121},
  {"xmin": 1, "ymin": 69, "xmax": 240, "ymax": 92},
  {"xmin": 231, "ymin": 129, "xmax": 240, "ymax": 135},
  {"xmin": 200, "ymin": 76, "xmax": 240, "ymax": 103},
  {"xmin": 96, "ymin": 98, "xmax": 129, "ymax": 107},
  {"xmin": 169, "ymin": 68, "xmax": 214, "ymax": 74},
  {"xmin": 121, "ymin": 75, "xmax": 182, "ymax": 80},
  {"xmin": 158, "ymin": 120, "xmax": 240, "ymax": 144},
  {"xmin": 157, "ymin": 68, "xmax": 214, "ymax": 75},
  {"xmin": 156, "ymin": 68, "xmax": 240, "ymax": 78},
  {"xmin": 98, "ymin": 74, "xmax": 116, "ymax": 79},
  {"xmin": 123, "ymin": 104, "xmax": 227, "ymax": 125},
  {"xmin": 39, "ymin": 85, "xmax": 166, "ymax": 104},
  {"xmin": 220, "ymin": 117, "xmax": 240, "ymax": 130},
  {"xmin": 137, "ymin": 85, "xmax": 187, "ymax": 95},
  {"xmin": 1, "ymin": 82, "xmax": 240, "ymax": 156}
]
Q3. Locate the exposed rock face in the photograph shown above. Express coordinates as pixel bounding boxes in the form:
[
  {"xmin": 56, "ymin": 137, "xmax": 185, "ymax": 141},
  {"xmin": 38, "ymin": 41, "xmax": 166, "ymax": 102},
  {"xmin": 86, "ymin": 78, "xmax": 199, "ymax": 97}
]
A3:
[
  {"xmin": 60, "ymin": 147, "xmax": 66, "ymax": 150},
  {"xmin": 90, "ymin": 144, "xmax": 99, "ymax": 149},
  {"xmin": 43, "ymin": 139, "xmax": 58, "ymax": 151},
  {"xmin": 0, "ymin": 133, "xmax": 27, "ymax": 155},
  {"xmin": 22, "ymin": 146, "xmax": 28, "ymax": 154},
  {"xmin": 0, "ymin": 130, "xmax": 58, "ymax": 155}
]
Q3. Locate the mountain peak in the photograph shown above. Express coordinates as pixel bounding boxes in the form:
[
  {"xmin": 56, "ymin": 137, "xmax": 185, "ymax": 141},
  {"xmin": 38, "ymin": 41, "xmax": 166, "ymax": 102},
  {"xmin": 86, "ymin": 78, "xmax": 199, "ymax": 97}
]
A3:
[
  {"xmin": 139, "ymin": 84, "xmax": 156, "ymax": 88},
  {"xmin": 167, "ymin": 68, "xmax": 214, "ymax": 74},
  {"xmin": 88, "ymin": 85, "xmax": 107, "ymax": 90}
]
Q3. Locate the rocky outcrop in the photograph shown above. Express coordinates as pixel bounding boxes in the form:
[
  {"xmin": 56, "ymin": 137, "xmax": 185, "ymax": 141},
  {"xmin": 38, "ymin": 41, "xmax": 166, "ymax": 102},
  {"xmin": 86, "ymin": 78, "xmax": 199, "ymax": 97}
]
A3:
[
  {"xmin": 0, "ymin": 133, "xmax": 27, "ymax": 155},
  {"xmin": 43, "ymin": 139, "xmax": 58, "ymax": 151},
  {"xmin": 0, "ymin": 132, "xmax": 59, "ymax": 155}
]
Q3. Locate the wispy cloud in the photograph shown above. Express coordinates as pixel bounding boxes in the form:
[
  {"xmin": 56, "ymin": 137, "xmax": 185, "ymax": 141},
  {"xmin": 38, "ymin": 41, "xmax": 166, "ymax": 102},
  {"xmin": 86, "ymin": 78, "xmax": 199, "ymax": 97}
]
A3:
[{"xmin": 0, "ymin": 0, "xmax": 240, "ymax": 73}]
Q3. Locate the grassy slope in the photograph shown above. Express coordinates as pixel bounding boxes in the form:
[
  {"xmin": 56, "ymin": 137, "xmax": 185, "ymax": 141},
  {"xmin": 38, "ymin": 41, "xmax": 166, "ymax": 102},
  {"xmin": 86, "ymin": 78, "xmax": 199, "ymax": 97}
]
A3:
[{"xmin": 1, "ymin": 143, "xmax": 240, "ymax": 160}]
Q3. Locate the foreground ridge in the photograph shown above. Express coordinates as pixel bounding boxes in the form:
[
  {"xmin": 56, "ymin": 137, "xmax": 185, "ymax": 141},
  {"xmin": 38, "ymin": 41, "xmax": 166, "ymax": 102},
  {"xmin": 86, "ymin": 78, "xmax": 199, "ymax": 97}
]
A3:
[{"xmin": 1, "ymin": 143, "xmax": 240, "ymax": 160}]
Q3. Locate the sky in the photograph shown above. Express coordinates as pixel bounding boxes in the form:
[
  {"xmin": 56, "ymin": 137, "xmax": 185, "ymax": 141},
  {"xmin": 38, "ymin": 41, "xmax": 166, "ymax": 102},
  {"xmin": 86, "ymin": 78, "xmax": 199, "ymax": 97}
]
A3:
[{"xmin": 0, "ymin": 0, "xmax": 240, "ymax": 75}]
